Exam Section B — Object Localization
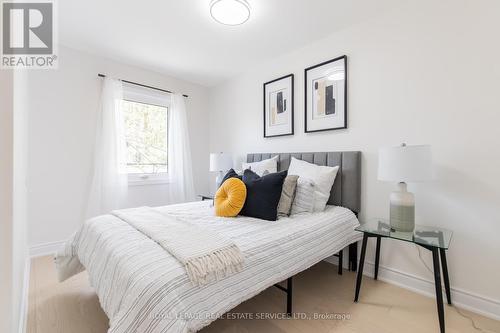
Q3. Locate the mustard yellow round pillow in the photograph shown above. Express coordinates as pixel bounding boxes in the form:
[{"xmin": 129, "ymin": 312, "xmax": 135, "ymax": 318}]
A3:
[{"xmin": 215, "ymin": 178, "xmax": 247, "ymax": 217}]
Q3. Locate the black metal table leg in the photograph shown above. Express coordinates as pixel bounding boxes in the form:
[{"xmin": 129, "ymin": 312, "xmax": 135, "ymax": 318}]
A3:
[
  {"xmin": 338, "ymin": 249, "xmax": 343, "ymax": 275},
  {"xmin": 354, "ymin": 234, "xmax": 368, "ymax": 302},
  {"xmin": 432, "ymin": 248, "xmax": 446, "ymax": 333},
  {"xmin": 349, "ymin": 242, "xmax": 358, "ymax": 271},
  {"xmin": 286, "ymin": 277, "xmax": 293, "ymax": 316},
  {"xmin": 440, "ymin": 248, "xmax": 451, "ymax": 305},
  {"xmin": 374, "ymin": 236, "xmax": 381, "ymax": 280}
]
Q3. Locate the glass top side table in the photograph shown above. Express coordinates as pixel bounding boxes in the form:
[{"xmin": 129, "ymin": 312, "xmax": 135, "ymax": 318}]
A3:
[
  {"xmin": 355, "ymin": 219, "xmax": 453, "ymax": 249},
  {"xmin": 354, "ymin": 219, "xmax": 453, "ymax": 333}
]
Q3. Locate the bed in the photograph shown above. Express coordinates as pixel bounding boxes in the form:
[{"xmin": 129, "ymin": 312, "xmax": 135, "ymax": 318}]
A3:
[{"xmin": 56, "ymin": 151, "xmax": 362, "ymax": 333}]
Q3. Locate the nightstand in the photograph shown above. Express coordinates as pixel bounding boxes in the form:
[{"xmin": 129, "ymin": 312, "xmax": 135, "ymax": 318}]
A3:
[{"xmin": 354, "ymin": 219, "xmax": 453, "ymax": 333}]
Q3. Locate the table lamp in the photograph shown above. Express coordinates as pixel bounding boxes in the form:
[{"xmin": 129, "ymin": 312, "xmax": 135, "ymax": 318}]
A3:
[
  {"xmin": 210, "ymin": 152, "xmax": 233, "ymax": 189},
  {"xmin": 378, "ymin": 144, "xmax": 432, "ymax": 232}
]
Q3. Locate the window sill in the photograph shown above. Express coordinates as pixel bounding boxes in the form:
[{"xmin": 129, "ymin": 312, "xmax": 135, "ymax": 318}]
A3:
[
  {"xmin": 128, "ymin": 173, "xmax": 170, "ymax": 186},
  {"xmin": 128, "ymin": 179, "xmax": 170, "ymax": 187}
]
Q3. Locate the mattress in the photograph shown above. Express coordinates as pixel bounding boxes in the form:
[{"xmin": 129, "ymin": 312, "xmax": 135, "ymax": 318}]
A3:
[{"xmin": 56, "ymin": 201, "xmax": 362, "ymax": 333}]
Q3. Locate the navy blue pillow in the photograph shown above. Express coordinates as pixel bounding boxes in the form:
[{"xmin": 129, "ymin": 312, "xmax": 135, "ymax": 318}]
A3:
[
  {"xmin": 219, "ymin": 168, "xmax": 242, "ymax": 189},
  {"xmin": 240, "ymin": 169, "xmax": 287, "ymax": 221}
]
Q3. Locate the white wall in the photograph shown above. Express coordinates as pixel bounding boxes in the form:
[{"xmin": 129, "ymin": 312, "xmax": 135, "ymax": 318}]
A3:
[
  {"xmin": 0, "ymin": 69, "xmax": 15, "ymax": 333},
  {"xmin": 0, "ymin": 69, "xmax": 29, "ymax": 333},
  {"xmin": 13, "ymin": 71, "xmax": 30, "ymax": 333},
  {"xmin": 209, "ymin": 0, "xmax": 500, "ymax": 316},
  {"xmin": 27, "ymin": 46, "xmax": 211, "ymax": 247}
]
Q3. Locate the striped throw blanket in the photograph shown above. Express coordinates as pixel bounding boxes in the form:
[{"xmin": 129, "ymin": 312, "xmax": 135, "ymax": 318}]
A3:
[{"xmin": 112, "ymin": 207, "xmax": 244, "ymax": 286}]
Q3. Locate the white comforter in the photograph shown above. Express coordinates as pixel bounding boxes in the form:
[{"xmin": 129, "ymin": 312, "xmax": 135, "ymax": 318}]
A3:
[{"xmin": 56, "ymin": 201, "xmax": 362, "ymax": 333}]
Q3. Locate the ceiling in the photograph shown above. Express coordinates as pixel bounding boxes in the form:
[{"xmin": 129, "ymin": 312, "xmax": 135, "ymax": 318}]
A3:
[{"xmin": 59, "ymin": 0, "xmax": 402, "ymax": 87}]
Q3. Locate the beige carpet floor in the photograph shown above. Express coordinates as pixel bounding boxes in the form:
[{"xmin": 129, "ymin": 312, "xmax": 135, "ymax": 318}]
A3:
[{"xmin": 27, "ymin": 255, "xmax": 500, "ymax": 333}]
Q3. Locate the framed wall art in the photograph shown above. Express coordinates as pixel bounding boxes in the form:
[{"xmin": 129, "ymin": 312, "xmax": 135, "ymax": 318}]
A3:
[
  {"xmin": 304, "ymin": 55, "xmax": 347, "ymax": 133},
  {"xmin": 263, "ymin": 74, "xmax": 294, "ymax": 137}
]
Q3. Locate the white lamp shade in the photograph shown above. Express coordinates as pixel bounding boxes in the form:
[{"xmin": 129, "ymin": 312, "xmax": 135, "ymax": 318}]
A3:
[
  {"xmin": 378, "ymin": 145, "xmax": 433, "ymax": 182},
  {"xmin": 210, "ymin": 152, "xmax": 233, "ymax": 172}
]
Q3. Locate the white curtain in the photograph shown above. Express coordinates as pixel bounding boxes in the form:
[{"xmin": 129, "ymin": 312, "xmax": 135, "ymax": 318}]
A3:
[
  {"xmin": 86, "ymin": 78, "xmax": 128, "ymax": 218},
  {"xmin": 168, "ymin": 93, "xmax": 195, "ymax": 203}
]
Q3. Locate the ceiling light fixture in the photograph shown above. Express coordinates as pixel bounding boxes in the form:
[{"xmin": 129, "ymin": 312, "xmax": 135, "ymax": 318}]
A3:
[{"xmin": 210, "ymin": 0, "xmax": 251, "ymax": 26}]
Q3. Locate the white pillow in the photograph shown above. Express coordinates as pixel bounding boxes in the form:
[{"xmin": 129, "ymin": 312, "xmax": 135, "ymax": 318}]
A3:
[
  {"xmin": 290, "ymin": 177, "xmax": 315, "ymax": 215},
  {"xmin": 313, "ymin": 191, "xmax": 330, "ymax": 212},
  {"xmin": 241, "ymin": 155, "xmax": 278, "ymax": 176},
  {"xmin": 287, "ymin": 157, "xmax": 339, "ymax": 212}
]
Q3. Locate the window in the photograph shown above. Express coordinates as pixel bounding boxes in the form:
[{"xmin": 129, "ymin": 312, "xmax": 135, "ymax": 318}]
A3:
[
  {"xmin": 122, "ymin": 100, "xmax": 167, "ymax": 174},
  {"xmin": 122, "ymin": 84, "xmax": 170, "ymax": 185}
]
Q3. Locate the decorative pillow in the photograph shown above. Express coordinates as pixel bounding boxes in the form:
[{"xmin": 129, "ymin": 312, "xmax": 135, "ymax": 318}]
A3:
[
  {"xmin": 290, "ymin": 177, "xmax": 316, "ymax": 215},
  {"xmin": 241, "ymin": 155, "xmax": 278, "ymax": 176},
  {"xmin": 214, "ymin": 178, "xmax": 247, "ymax": 217},
  {"xmin": 218, "ymin": 168, "xmax": 242, "ymax": 189},
  {"xmin": 313, "ymin": 191, "xmax": 330, "ymax": 212},
  {"xmin": 240, "ymin": 169, "xmax": 287, "ymax": 221},
  {"xmin": 277, "ymin": 175, "xmax": 299, "ymax": 217},
  {"xmin": 287, "ymin": 157, "xmax": 339, "ymax": 212}
]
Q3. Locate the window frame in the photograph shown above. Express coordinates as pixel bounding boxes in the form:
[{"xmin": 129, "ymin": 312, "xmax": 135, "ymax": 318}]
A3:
[{"xmin": 121, "ymin": 84, "xmax": 170, "ymax": 186}]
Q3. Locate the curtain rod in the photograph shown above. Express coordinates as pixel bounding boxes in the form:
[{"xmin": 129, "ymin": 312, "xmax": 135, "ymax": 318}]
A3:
[{"xmin": 97, "ymin": 73, "xmax": 188, "ymax": 98}]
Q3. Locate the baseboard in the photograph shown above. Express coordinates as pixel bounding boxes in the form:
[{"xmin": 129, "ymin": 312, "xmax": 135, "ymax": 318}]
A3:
[
  {"xmin": 324, "ymin": 255, "xmax": 500, "ymax": 321},
  {"xmin": 18, "ymin": 256, "xmax": 30, "ymax": 333},
  {"xmin": 362, "ymin": 260, "xmax": 500, "ymax": 321},
  {"xmin": 29, "ymin": 240, "xmax": 65, "ymax": 258}
]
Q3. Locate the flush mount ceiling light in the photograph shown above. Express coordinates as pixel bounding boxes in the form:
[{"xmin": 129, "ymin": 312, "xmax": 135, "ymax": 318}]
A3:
[{"xmin": 210, "ymin": 0, "xmax": 251, "ymax": 26}]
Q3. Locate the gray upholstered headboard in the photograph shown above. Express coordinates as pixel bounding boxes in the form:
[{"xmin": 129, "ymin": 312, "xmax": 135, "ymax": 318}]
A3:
[{"xmin": 246, "ymin": 151, "xmax": 361, "ymax": 214}]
